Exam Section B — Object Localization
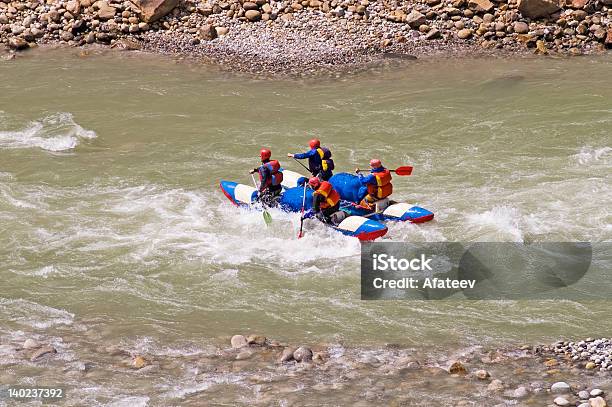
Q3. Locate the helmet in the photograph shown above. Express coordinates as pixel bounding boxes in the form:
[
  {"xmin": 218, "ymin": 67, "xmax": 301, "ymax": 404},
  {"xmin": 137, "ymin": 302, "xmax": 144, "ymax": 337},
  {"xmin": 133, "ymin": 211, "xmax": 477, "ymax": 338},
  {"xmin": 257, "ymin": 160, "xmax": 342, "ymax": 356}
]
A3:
[
  {"xmin": 370, "ymin": 159, "xmax": 382, "ymax": 168},
  {"xmin": 260, "ymin": 148, "xmax": 271, "ymax": 161},
  {"xmin": 308, "ymin": 177, "xmax": 321, "ymax": 188},
  {"xmin": 309, "ymin": 138, "xmax": 321, "ymax": 149}
]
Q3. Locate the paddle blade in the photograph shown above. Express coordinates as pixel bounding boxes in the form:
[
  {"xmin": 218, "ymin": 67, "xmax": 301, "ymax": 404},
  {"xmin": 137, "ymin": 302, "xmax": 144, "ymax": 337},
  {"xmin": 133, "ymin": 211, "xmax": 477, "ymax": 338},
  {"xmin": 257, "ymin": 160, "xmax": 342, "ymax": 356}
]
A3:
[
  {"xmin": 394, "ymin": 166, "xmax": 413, "ymax": 176},
  {"xmin": 297, "ymin": 217, "xmax": 304, "ymax": 238},
  {"xmin": 263, "ymin": 210, "xmax": 272, "ymax": 226}
]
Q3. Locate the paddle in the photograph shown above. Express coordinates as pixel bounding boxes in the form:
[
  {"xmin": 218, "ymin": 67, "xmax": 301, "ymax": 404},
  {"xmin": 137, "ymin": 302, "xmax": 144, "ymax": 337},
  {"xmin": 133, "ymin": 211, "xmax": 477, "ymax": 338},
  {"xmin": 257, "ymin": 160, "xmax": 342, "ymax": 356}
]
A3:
[
  {"xmin": 356, "ymin": 166, "xmax": 413, "ymax": 176},
  {"xmin": 250, "ymin": 172, "xmax": 272, "ymax": 226},
  {"xmin": 297, "ymin": 182, "xmax": 307, "ymax": 239},
  {"xmin": 293, "ymin": 157, "xmax": 313, "ymax": 175}
]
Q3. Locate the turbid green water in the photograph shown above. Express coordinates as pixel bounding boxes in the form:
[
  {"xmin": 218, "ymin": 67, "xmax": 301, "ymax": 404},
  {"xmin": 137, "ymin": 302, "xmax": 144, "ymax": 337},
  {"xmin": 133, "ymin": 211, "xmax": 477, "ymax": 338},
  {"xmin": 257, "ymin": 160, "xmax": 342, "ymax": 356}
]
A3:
[{"xmin": 0, "ymin": 49, "xmax": 611, "ymax": 405}]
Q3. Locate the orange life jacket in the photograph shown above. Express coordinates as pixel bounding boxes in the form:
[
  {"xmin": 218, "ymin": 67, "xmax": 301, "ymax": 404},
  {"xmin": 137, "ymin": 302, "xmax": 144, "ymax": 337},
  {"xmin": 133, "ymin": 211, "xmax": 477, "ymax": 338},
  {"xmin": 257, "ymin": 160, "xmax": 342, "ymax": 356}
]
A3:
[
  {"xmin": 314, "ymin": 181, "xmax": 340, "ymax": 209},
  {"xmin": 367, "ymin": 169, "xmax": 393, "ymax": 199},
  {"xmin": 259, "ymin": 160, "xmax": 283, "ymax": 187}
]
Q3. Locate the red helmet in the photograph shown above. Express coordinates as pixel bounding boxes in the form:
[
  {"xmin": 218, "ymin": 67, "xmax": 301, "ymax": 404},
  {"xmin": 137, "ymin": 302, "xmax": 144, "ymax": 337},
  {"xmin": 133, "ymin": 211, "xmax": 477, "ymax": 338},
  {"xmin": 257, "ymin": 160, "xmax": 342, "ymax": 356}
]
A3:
[
  {"xmin": 309, "ymin": 138, "xmax": 321, "ymax": 149},
  {"xmin": 370, "ymin": 159, "xmax": 382, "ymax": 168},
  {"xmin": 308, "ymin": 177, "xmax": 321, "ymax": 188},
  {"xmin": 260, "ymin": 148, "xmax": 271, "ymax": 161}
]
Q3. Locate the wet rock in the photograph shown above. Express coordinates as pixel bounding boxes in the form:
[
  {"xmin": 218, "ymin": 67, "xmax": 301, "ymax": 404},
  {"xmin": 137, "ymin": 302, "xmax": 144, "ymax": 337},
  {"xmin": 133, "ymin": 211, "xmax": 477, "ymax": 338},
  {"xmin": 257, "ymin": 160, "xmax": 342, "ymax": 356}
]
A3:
[
  {"xmin": 243, "ymin": 2, "xmax": 258, "ymax": 10},
  {"xmin": 313, "ymin": 352, "xmax": 328, "ymax": 364},
  {"xmin": 60, "ymin": 31, "xmax": 74, "ymax": 41},
  {"xmin": 590, "ymin": 390, "xmax": 603, "ymax": 397},
  {"xmin": 132, "ymin": 0, "xmax": 179, "ymax": 22},
  {"xmin": 8, "ymin": 37, "xmax": 29, "ymax": 50},
  {"xmin": 279, "ymin": 346, "xmax": 297, "ymax": 363},
  {"xmin": 132, "ymin": 355, "xmax": 147, "ymax": 369},
  {"xmin": 554, "ymin": 397, "xmax": 570, "ymax": 406},
  {"xmin": 512, "ymin": 386, "xmax": 529, "ymax": 399},
  {"xmin": 236, "ymin": 350, "xmax": 253, "ymax": 360},
  {"xmin": 231, "ymin": 335, "xmax": 248, "ymax": 349},
  {"xmin": 448, "ymin": 361, "xmax": 467, "ymax": 374},
  {"xmin": 23, "ymin": 339, "xmax": 40, "ymax": 349},
  {"xmin": 112, "ymin": 38, "xmax": 142, "ymax": 50},
  {"xmin": 103, "ymin": 345, "xmax": 129, "ymax": 357},
  {"xmin": 198, "ymin": 24, "xmax": 217, "ymax": 40},
  {"xmin": 245, "ymin": 9, "xmax": 262, "ymax": 21},
  {"xmin": 30, "ymin": 345, "xmax": 57, "ymax": 361},
  {"xmin": 487, "ymin": 379, "xmax": 505, "ymax": 392},
  {"xmin": 518, "ymin": 0, "xmax": 560, "ymax": 18},
  {"xmin": 551, "ymin": 382, "xmax": 571, "ymax": 394},
  {"xmin": 246, "ymin": 335, "xmax": 266, "ymax": 346},
  {"xmin": 535, "ymin": 40, "xmax": 548, "ymax": 54},
  {"xmin": 579, "ymin": 391, "xmax": 591, "ymax": 399},
  {"xmin": 475, "ymin": 369, "xmax": 490, "ymax": 380},
  {"xmin": 293, "ymin": 346, "xmax": 313, "ymax": 363},
  {"xmin": 589, "ymin": 397, "xmax": 607, "ymax": 407}
]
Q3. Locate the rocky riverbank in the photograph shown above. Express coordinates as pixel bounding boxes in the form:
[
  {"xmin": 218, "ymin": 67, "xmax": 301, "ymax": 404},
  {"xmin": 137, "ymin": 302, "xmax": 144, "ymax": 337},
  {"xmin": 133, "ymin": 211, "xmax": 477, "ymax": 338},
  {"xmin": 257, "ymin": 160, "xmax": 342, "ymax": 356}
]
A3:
[
  {"xmin": 0, "ymin": 0, "xmax": 611, "ymax": 74},
  {"xmin": 1, "ymin": 330, "xmax": 610, "ymax": 405}
]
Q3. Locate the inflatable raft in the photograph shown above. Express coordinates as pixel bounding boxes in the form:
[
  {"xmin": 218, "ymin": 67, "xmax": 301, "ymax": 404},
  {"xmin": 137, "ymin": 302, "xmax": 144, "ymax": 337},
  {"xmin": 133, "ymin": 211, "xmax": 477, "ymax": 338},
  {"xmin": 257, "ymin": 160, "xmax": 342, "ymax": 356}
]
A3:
[
  {"xmin": 219, "ymin": 179, "xmax": 388, "ymax": 241},
  {"xmin": 281, "ymin": 170, "xmax": 435, "ymax": 223}
]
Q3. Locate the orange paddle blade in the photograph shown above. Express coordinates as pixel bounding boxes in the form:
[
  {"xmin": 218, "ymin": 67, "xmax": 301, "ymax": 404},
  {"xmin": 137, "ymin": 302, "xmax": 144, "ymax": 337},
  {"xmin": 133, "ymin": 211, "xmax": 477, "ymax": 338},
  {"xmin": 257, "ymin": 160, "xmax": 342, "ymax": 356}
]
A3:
[{"xmin": 393, "ymin": 166, "xmax": 413, "ymax": 176}]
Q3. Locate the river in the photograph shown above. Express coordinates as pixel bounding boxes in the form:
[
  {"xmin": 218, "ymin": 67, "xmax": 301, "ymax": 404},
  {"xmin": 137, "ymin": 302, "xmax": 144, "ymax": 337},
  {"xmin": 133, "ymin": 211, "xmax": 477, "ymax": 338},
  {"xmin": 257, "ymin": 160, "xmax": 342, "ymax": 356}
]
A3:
[{"xmin": 1, "ymin": 48, "xmax": 611, "ymax": 405}]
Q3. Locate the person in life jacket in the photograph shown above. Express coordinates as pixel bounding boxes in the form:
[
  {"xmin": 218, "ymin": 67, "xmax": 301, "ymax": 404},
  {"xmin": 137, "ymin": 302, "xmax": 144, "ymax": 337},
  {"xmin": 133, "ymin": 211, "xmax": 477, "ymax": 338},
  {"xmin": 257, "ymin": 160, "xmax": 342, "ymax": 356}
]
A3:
[
  {"xmin": 306, "ymin": 177, "xmax": 341, "ymax": 224},
  {"xmin": 356, "ymin": 159, "xmax": 393, "ymax": 210},
  {"xmin": 250, "ymin": 148, "xmax": 283, "ymax": 206},
  {"xmin": 287, "ymin": 138, "xmax": 335, "ymax": 181}
]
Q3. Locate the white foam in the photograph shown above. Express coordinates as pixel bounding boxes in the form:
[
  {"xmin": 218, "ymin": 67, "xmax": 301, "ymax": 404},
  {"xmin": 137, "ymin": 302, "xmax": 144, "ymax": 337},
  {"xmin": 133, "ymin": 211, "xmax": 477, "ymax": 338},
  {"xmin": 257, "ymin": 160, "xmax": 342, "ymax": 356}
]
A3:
[
  {"xmin": 0, "ymin": 112, "xmax": 96, "ymax": 151},
  {"xmin": 0, "ymin": 298, "xmax": 74, "ymax": 329},
  {"xmin": 572, "ymin": 146, "xmax": 611, "ymax": 165},
  {"xmin": 107, "ymin": 396, "xmax": 150, "ymax": 407},
  {"xmin": 466, "ymin": 206, "xmax": 524, "ymax": 242}
]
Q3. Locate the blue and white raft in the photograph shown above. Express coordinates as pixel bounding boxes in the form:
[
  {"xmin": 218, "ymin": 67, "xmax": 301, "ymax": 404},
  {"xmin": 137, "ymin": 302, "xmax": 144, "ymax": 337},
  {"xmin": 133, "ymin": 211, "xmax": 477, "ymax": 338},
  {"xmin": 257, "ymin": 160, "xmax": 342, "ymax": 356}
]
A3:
[
  {"xmin": 281, "ymin": 170, "xmax": 435, "ymax": 224},
  {"xmin": 219, "ymin": 177, "xmax": 388, "ymax": 241}
]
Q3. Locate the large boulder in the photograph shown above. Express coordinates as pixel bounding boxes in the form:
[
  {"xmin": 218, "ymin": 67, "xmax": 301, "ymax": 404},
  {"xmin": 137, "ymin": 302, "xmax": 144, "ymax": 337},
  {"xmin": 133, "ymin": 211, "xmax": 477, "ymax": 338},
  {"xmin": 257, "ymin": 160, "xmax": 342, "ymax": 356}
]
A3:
[
  {"xmin": 8, "ymin": 37, "xmax": 29, "ymax": 50},
  {"xmin": 405, "ymin": 10, "xmax": 426, "ymax": 29},
  {"xmin": 468, "ymin": 0, "xmax": 494, "ymax": 12},
  {"xmin": 245, "ymin": 9, "xmax": 261, "ymax": 21},
  {"xmin": 96, "ymin": 1, "xmax": 117, "ymax": 20},
  {"xmin": 198, "ymin": 24, "xmax": 217, "ymax": 40},
  {"xmin": 131, "ymin": 0, "xmax": 179, "ymax": 22},
  {"xmin": 517, "ymin": 0, "xmax": 560, "ymax": 18}
]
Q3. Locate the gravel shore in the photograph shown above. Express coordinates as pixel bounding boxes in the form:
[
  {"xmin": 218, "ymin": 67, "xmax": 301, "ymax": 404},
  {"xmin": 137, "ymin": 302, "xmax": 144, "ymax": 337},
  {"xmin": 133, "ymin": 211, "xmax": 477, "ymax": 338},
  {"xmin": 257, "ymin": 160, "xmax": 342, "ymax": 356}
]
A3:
[
  {"xmin": 1, "ymin": 0, "xmax": 611, "ymax": 74},
  {"xmin": 3, "ymin": 331, "xmax": 610, "ymax": 405}
]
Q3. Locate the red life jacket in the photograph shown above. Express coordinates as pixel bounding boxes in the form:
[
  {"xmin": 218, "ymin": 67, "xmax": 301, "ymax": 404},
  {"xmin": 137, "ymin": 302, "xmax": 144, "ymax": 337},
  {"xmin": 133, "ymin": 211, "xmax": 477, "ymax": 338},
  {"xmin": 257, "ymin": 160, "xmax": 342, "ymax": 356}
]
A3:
[
  {"xmin": 259, "ymin": 160, "xmax": 283, "ymax": 187},
  {"xmin": 314, "ymin": 181, "xmax": 340, "ymax": 209},
  {"xmin": 367, "ymin": 169, "xmax": 393, "ymax": 199}
]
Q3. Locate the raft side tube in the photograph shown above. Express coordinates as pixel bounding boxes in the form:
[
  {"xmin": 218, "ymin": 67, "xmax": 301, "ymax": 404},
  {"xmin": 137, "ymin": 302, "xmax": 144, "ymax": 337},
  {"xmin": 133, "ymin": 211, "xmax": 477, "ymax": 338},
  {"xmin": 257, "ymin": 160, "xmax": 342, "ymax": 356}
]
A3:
[
  {"xmin": 383, "ymin": 203, "xmax": 434, "ymax": 223},
  {"xmin": 281, "ymin": 169, "xmax": 307, "ymax": 189},
  {"xmin": 219, "ymin": 181, "xmax": 258, "ymax": 206},
  {"xmin": 334, "ymin": 216, "xmax": 388, "ymax": 241}
]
